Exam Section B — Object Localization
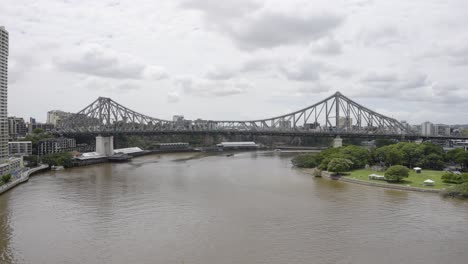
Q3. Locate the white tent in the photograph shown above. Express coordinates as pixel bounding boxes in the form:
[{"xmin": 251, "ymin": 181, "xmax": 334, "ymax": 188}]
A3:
[
  {"xmin": 413, "ymin": 167, "xmax": 422, "ymax": 173},
  {"xmin": 423, "ymin": 179, "xmax": 434, "ymax": 186}
]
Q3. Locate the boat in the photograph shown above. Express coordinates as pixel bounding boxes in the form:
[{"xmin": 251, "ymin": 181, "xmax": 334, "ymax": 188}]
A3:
[
  {"xmin": 226, "ymin": 153, "xmax": 234, "ymax": 157},
  {"xmin": 51, "ymin": 165, "xmax": 64, "ymax": 171}
]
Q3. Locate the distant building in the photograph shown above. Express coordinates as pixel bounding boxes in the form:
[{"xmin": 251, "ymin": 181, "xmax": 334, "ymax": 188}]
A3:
[
  {"xmin": 278, "ymin": 120, "xmax": 292, "ymax": 129},
  {"xmin": 434, "ymin": 124, "xmax": 451, "ymax": 136},
  {"xmin": 338, "ymin": 117, "xmax": 353, "ymax": 129},
  {"xmin": 9, "ymin": 141, "xmax": 32, "ymax": 156},
  {"xmin": 46, "ymin": 110, "xmax": 72, "ymax": 126},
  {"xmin": 28, "ymin": 121, "xmax": 55, "ymax": 133},
  {"xmin": 37, "ymin": 137, "xmax": 76, "ymax": 155},
  {"xmin": 8, "ymin": 117, "xmax": 27, "ymax": 139},
  {"xmin": 173, "ymin": 115, "xmax": 184, "ymax": 122},
  {"xmin": 421, "ymin": 121, "xmax": 434, "ymax": 136}
]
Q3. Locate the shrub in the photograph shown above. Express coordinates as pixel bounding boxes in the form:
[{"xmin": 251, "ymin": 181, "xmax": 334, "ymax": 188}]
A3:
[
  {"xmin": 1, "ymin": 174, "xmax": 12, "ymax": 184},
  {"xmin": 441, "ymin": 173, "xmax": 468, "ymax": 184},
  {"xmin": 327, "ymin": 158, "xmax": 353, "ymax": 175},
  {"xmin": 291, "ymin": 154, "xmax": 319, "ymax": 168},
  {"xmin": 384, "ymin": 165, "xmax": 410, "ymax": 182},
  {"xmin": 441, "ymin": 182, "xmax": 468, "ymax": 199}
]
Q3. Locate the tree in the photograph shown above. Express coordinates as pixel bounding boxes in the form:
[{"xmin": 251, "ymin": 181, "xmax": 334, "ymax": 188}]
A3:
[
  {"xmin": 446, "ymin": 148, "xmax": 464, "ymax": 163},
  {"xmin": 455, "ymin": 152, "xmax": 468, "ymax": 170},
  {"xmin": 1, "ymin": 174, "xmax": 12, "ymax": 184},
  {"xmin": 420, "ymin": 153, "xmax": 445, "ymax": 170},
  {"xmin": 375, "ymin": 138, "xmax": 396, "ymax": 148},
  {"xmin": 374, "ymin": 145, "xmax": 404, "ymax": 167},
  {"xmin": 397, "ymin": 142, "xmax": 423, "ymax": 168},
  {"xmin": 441, "ymin": 182, "xmax": 468, "ymax": 199},
  {"xmin": 327, "ymin": 158, "xmax": 353, "ymax": 175},
  {"xmin": 384, "ymin": 165, "xmax": 410, "ymax": 182},
  {"xmin": 41, "ymin": 152, "xmax": 74, "ymax": 168},
  {"xmin": 339, "ymin": 145, "xmax": 369, "ymax": 169},
  {"xmin": 291, "ymin": 154, "xmax": 318, "ymax": 168},
  {"xmin": 441, "ymin": 172, "xmax": 468, "ymax": 184},
  {"xmin": 32, "ymin": 128, "xmax": 44, "ymax": 134}
]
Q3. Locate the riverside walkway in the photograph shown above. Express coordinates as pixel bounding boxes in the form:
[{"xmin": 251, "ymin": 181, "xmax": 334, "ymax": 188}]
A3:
[{"xmin": 0, "ymin": 164, "xmax": 49, "ymax": 195}]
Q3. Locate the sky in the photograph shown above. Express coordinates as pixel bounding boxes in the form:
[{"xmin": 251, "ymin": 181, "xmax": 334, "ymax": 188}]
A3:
[{"xmin": 2, "ymin": 0, "xmax": 468, "ymax": 124}]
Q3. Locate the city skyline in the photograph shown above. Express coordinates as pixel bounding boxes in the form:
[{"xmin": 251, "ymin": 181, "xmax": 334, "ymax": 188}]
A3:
[{"xmin": 1, "ymin": 0, "xmax": 468, "ymax": 124}]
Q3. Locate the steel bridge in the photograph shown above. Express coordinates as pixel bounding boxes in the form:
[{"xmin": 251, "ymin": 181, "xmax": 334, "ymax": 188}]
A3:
[{"xmin": 56, "ymin": 92, "xmax": 432, "ymax": 139}]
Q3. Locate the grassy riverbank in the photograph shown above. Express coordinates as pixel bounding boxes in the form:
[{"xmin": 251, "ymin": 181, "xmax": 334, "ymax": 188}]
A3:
[{"xmin": 344, "ymin": 169, "xmax": 452, "ymax": 189}]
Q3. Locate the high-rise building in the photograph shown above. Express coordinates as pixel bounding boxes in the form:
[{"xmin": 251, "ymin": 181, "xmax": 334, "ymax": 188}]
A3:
[
  {"xmin": 0, "ymin": 26, "xmax": 9, "ymax": 160},
  {"xmin": 47, "ymin": 110, "xmax": 72, "ymax": 126},
  {"xmin": 421, "ymin": 121, "xmax": 434, "ymax": 136},
  {"xmin": 8, "ymin": 116, "xmax": 27, "ymax": 139}
]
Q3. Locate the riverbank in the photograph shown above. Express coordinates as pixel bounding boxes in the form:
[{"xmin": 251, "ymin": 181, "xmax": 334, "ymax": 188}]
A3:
[
  {"xmin": 302, "ymin": 168, "xmax": 442, "ymax": 193},
  {"xmin": 0, "ymin": 164, "xmax": 49, "ymax": 195}
]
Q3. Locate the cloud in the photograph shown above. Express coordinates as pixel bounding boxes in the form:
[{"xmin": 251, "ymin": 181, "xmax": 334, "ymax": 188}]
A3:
[
  {"xmin": 204, "ymin": 65, "xmax": 239, "ymax": 80},
  {"xmin": 359, "ymin": 25, "xmax": 403, "ymax": 46},
  {"xmin": 181, "ymin": 0, "xmax": 260, "ymax": 22},
  {"xmin": 280, "ymin": 60, "xmax": 323, "ymax": 81},
  {"xmin": 230, "ymin": 11, "xmax": 344, "ymax": 50},
  {"xmin": 360, "ymin": 71, "xmax": 429, "ymax": 91},
  {"xmin": 54, "ymin": 43, "xmax": 169, "ymax": 80},
  {"xmin": 75, "ymin": 77, "xmax": 142, "ymax": 93},
  {"xmin": 167, "ymin": 91, "xmax": 181, "ymax": 103},
  {"xmin": 309, "ymin": 36, "xmax": 342, "ymax": 55},
  {"xmin": 181, "ymin": 0, "xmax": 344, "ymax": 50},
  {"xmin": 297, "ymin": 83, "xmax": 331, "ymax": 94},
  {"xmin": 8, "ymin": 55, "xmax": 37, "ymax": 83},
  {"xmin": 176, "ymin": 76, "xmax": 251, "ymax": 97}
]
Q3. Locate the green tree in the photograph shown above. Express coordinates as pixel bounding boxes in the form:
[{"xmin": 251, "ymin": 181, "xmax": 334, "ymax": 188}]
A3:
[
  {"xmin": 441, "ymin": 182, "xmax": 468, "ymax": 199},
  {"xmin": 374, "ymin": 145, "xmax": 404, "ymax": 167},
  {"xmin": 327, "ymin": 158, "xmax": 353, "ymax": 175},
  {"xmin": 419, "ymin": 142, "xmax": 444, "ymax": 156},
  {"xmin": 339, "ymin": 145, "xmax": 369, "ymax": 169},
  {"xmin": 384, "ymin": 165, "xmax": 410, "ymax": 182},
  {"xmin": 291, "ymin": 154, "xmax": 318, "ymax": 168},
  {"xmin": 23, "ymin": 155, "xmax": 38, "ymax": 167},
  {"xmin": 455, "ymin": 152, "xmax": 468, "ymax": 170},
  {"xmin": 42, "ymin": 152, "xmax": 74, "ymax": 168},
  {"xmin": 32, "ymin": 128, "xmax": 44, "ymax": 134},
  {"xmin": 420, "ymin": 153, "xmax": 445, "ymax": 170},
  {"xmin": 441, "ymin": 173, "xmax": 468, "ymax": 184},
  {"xmin": 1, "ymin": 174, "xmax": 12, "ymax": 184},
  {"xmin": 446, "ymin": 148, "xmax": 464, "ymax": 163},
  {"xmin": 375, "ymin": 138, "xmax": 397, "ymax": 148},
  {"xmin": 397, "ymin": 142, "xmax": 423, "ymax": 168}
]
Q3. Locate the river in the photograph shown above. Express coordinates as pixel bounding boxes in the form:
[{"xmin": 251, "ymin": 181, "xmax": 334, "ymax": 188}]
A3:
[{"xmin": 1, "ymin": 151, "xmax": 468, "ymax": 264}]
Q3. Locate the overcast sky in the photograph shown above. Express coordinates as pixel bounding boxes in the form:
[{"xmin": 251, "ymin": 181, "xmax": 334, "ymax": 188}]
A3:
[{"xmin": 2, "ymin": 0, "xmax": 468, "ymax": 124}]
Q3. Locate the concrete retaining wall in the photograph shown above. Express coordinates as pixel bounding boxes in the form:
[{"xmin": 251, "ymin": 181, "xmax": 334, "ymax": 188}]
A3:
[{"xmin": 0, "ymin": 165, "xmax": 49, "ymax": 195}]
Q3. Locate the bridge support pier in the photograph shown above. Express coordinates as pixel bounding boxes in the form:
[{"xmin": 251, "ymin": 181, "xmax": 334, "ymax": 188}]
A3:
[
  {"xmin": 333, "ymin": 136, "xmax": 343, "ymax": 148},
  {"xmin": 96, "ymin": 136, "xmax": 114, "ymax": 156}
]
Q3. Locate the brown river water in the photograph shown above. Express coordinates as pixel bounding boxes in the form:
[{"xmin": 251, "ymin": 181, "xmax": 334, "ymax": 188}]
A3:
[{"xmin": 1, "ymin": 151, "xmax": 468, "ymax": 264}]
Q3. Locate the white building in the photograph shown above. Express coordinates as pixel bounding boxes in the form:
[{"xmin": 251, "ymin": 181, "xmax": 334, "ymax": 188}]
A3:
[
  {"xmin": 0, "ymin": 26, "xmax": 9, "ymax": 160},
  {"xmin": 421, "ymin": 121, "xmax": 434, "ymax": 136},
  {"xmin": 46, "ymin": 110, "xmax": 72, "ymax": 126},
  {"xmin": 0, "ymin": 157, "xmax": 22, "ymax": 176},
  {"xmin": 9, "ymin": 141, "xmax": 32, "ymax": 156}
]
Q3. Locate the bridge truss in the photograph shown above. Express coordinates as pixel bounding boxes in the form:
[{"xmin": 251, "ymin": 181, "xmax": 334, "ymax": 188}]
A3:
[{"xmin": 57, "ymin": 92, "xmax": 411, "ymax": 136}]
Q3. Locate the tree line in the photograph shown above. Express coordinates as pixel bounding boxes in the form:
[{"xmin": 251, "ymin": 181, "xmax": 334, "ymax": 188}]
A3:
[{"xmin": 292, "ymin": 142, "xmax": 468, "ymax": 172}]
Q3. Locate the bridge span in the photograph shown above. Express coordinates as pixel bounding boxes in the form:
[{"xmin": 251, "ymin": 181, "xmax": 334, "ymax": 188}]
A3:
[{"xmin": 55, "ymin": 92, "xmax": 467, "ymax": 140}]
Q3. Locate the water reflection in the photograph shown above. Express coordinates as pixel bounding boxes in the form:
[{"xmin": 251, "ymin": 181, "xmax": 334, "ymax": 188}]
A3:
[{"xmin": 0, "ymin": 151, "xmax": 467, "ymax": 264}]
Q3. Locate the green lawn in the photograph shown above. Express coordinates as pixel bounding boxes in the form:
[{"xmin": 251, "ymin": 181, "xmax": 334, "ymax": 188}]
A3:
[{"xmin": 345, "ymin": 169, "xmax": 453, "ymax": 189}]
